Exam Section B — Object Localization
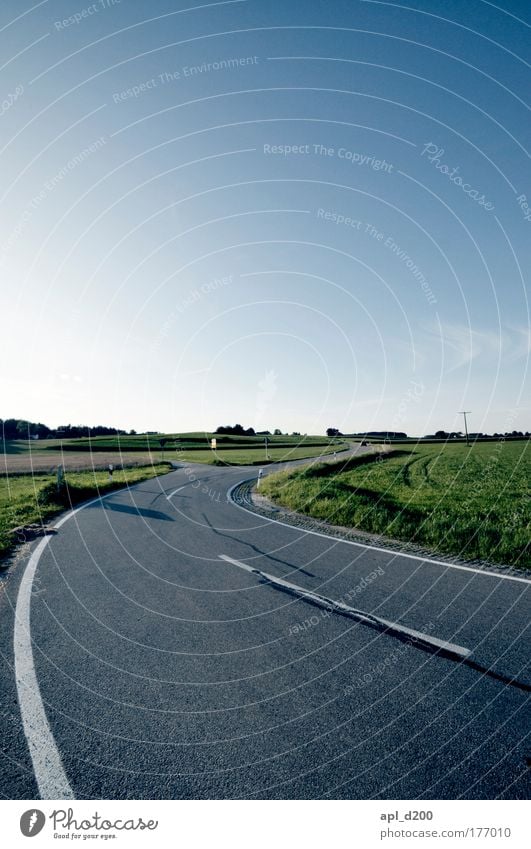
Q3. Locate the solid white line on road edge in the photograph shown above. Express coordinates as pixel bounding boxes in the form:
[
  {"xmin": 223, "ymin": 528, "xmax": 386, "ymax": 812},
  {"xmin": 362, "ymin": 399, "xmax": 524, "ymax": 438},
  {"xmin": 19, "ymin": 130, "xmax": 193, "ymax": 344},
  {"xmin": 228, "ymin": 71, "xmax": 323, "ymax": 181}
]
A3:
[
  {"xmin": 227, "ymin": 480, "xmax": 531, "ymax": 585},
  {"xmin": 14, "ymin": 536, "xmax": 74, "ymax": 799},
  {"xmin": 13, "ymin": 489, "xmax": 118, "ymax": 800},
  {"xmin": 219, "ymin": 554, "xmax": 472, "ymax": 659}
]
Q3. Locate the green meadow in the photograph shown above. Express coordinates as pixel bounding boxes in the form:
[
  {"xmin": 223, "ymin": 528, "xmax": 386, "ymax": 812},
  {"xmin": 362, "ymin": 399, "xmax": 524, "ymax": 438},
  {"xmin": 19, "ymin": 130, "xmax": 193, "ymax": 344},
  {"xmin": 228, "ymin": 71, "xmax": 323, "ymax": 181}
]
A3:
[
  {"xmin": 2, "ymin": 432, "xmax": 338, "ymax": 454},
  {"xmin": 260, "ymin": 441, "xmax": 530, "ymax": 568},
  {"xmin": 0, "ymin": 435, "xmax": 346, "ymax": 559},
  {"xmin": 0, "ymin": 464, "xmax": 171, "ymax": 559},
  {"xmin": 174, "ymin": 443, "xmax": 347, "ymax": 466}
]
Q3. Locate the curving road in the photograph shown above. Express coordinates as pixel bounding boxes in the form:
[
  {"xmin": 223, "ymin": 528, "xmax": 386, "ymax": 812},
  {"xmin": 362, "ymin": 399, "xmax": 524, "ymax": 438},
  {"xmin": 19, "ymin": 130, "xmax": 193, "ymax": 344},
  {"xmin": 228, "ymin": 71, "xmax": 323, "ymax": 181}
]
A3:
[{"xmin": 1, "ymin": 450, "xmax": 529, "ymax": 800}]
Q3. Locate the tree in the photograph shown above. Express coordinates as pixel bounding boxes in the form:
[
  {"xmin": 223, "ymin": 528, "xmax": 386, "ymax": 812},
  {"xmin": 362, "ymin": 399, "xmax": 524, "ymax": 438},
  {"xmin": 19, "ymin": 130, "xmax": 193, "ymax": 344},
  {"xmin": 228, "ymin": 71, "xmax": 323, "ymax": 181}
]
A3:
[
  {"xmin": 215, "ymin": 424, "xmax": 251, "ymax": 436},
  {"xmin": 16, "ymin": 420, "xmax": 31, "ymax": 439},
  {"xmin": 34, "ymin": 422, "xmax": 50, "ymax": 438},
  {"xmin": 326, "ymin": 427, "xmax": 342, "ymax": 437},
  {"xmin": 1, "ymin": 418, "xmax": 126, "ymax": 440},
  {"xmin": 273, "ymin": 428, "xmax": 282, "ymax": 436}
]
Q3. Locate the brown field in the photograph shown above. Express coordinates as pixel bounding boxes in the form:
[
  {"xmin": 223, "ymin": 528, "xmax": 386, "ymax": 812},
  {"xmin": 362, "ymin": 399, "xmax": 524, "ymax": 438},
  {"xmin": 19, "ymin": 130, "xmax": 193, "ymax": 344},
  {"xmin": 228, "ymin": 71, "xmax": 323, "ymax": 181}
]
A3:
[{"xmin": 0, "ymin": 451, "xmax": 161, "ymax": 475}]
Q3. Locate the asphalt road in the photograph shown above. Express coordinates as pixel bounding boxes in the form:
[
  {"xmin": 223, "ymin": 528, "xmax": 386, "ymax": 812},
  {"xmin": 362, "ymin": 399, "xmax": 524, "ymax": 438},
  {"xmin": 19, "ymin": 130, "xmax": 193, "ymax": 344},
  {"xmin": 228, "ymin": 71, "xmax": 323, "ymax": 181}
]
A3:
[{"xmin": 1, "ymin": 450, "xmax": 529, "ymax": 800}]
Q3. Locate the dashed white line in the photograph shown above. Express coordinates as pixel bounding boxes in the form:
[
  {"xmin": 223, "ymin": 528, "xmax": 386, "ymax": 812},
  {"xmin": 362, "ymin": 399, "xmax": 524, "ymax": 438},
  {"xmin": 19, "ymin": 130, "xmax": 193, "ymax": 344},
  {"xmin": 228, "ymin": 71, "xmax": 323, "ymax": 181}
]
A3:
[
  {"xmin": 166, "ymin": 485, "xmax": 188, "ymax": 500},
  {"xmin": 219, "ymin": 554, "xmax": 471, "ymax": 659}
]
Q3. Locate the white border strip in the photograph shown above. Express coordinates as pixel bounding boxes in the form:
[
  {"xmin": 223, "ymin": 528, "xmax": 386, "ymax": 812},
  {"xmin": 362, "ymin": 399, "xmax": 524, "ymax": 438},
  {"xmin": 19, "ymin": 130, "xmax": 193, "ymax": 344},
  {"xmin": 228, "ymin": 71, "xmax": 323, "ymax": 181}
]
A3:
[
  {"xmin": 13, "ymin": 490, "xmax": 117, "ymax": 799},
  {"xmin": 227, "ymin": 480, "xmax": 531, "ymax": 585},
  {"xmin": 14, "ymin": 535, "xmax": 74, "ymax": 799}
]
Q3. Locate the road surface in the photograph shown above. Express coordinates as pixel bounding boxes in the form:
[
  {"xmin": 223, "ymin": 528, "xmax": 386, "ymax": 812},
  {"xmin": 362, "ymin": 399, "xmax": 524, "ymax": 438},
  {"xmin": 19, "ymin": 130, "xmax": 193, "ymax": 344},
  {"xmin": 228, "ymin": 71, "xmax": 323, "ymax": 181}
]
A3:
[{"xmin": 0, "ymin": 451, "xmax": 529, "ymax": 799}]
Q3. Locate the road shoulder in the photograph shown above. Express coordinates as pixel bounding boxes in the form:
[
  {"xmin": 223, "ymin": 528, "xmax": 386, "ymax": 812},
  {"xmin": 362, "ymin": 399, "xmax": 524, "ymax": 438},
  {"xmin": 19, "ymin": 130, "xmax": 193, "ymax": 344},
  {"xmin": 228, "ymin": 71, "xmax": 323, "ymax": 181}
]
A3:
[{"xmin": 230, "ymin": 479, "xmax": 528, "ymax": 581}]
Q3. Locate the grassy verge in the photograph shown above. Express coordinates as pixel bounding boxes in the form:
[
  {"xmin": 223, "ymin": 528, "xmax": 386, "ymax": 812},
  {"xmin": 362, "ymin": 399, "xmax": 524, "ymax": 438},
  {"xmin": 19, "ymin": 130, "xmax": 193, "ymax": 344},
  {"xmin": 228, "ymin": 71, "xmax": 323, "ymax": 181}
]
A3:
[
  {"xmin": 260, "ymin": 442, "xmax": 530, "ymax": 568},
  {"xmin": 175, "ymin": 443, "xmax": 348, "ymax": 466},
  {"xmin": 0, "ymin": 464, "xmax": 172, "ymax": 560}
]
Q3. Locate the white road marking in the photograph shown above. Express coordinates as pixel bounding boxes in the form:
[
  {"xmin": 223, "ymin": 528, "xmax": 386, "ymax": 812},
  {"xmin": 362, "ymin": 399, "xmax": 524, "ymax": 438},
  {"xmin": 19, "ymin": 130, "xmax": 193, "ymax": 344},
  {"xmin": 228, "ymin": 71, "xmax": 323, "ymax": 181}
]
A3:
[
  {"xmin": 13, "ymin": 490, "xmax": 118, "ymax": 800},
  {"xmin": 219, "ymin": 554, "xmax": 471, "ymax": 658},
  {"xmin": 14, "ymin": 536, "xmax": 74, "ymax": 799},
  {"xmin": 227, "ymin": 481, "xmax": 531, "ymax": 585},
  {"xmin": 166, "ymin": 485, "xmax": 188, "ymax": 500}
]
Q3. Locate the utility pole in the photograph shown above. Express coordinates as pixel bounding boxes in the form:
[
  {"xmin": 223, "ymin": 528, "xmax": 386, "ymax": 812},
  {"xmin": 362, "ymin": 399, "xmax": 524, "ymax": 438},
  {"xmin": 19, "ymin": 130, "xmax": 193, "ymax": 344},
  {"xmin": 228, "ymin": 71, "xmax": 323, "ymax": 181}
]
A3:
[
  {"xmin": 264, "ymin": 435, "xmax": 269, "ymax": 461},
  {"xmin": 459, "ymin": 411, "xmax": 471, "ymax": 446}
]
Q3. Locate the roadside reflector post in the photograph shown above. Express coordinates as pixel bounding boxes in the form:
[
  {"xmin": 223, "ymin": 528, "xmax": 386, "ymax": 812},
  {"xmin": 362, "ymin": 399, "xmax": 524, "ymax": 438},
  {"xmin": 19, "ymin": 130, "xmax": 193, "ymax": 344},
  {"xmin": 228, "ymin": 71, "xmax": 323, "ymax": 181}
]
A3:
[
  {"xmin": 108, "ymin": 463, "xmax": 114, "ymax": 482},
  {"xmin": 257, "ymin": 468, "xmax": 263, "ymax": 489},
  {"xmin": 56, "ymin": 464, "xmax": 64, "ymax": 492}
]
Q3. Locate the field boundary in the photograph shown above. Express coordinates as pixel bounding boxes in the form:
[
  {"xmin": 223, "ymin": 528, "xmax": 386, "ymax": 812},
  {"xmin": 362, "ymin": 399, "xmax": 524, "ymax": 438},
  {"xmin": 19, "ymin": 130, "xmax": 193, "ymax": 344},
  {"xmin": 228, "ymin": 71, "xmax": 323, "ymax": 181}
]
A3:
[
  {"xmin": 229, "ymin": 479, "xmax": 531, "ymax": 583},
  {"xmin": 0, "ymin": 464, "xmax": 173, "ymax": 566}
]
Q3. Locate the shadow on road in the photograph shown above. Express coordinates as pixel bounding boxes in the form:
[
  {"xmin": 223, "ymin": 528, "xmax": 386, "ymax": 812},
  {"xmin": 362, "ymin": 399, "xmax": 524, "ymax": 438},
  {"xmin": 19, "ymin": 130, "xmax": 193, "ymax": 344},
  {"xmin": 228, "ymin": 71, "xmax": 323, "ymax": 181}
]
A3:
[
  {"xmin": 201, "ymin": 511, "xmax": 317, "ymax": 579},
  {"xmin": 88, "ymin": 499, "xmax": 173, "ymax": 522}
]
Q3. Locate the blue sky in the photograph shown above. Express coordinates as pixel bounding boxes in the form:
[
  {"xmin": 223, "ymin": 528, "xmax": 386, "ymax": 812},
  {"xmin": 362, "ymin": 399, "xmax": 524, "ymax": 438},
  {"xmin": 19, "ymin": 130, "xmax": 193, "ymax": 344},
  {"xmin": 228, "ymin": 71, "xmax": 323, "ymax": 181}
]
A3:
[{"xmin": 1, "ymin": 0, "xmax": 529, "ymax": 436}]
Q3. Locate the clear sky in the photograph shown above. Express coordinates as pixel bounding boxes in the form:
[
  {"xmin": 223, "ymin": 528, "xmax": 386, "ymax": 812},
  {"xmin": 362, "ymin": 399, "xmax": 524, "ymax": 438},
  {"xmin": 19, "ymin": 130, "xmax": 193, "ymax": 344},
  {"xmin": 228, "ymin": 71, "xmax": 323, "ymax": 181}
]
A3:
[{"xmin": 1, "ymin": 0, "xmax": 529, "ymax": 436}]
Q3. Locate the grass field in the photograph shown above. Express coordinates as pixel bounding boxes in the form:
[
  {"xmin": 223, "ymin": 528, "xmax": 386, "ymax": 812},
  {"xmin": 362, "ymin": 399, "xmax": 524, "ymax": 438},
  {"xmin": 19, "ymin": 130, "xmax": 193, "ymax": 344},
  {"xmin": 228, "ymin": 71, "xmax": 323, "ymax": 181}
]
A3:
[
  {"xmin": 0, "ymin": 438, "xmax": 348, "ymax": 559},
  {"xmin": 260, "ymin": 441, "xmax": 531, "ymax": 568},
  {"xmin": 175, "ymin": 443, "xmax": 347, "ymax": 466},
  {"xmin": 0, "ymin": 464, "xmax": 171, "ymax": 559},
  {"xmin": 1, "ymin": 432, "xmax": 336, "ymax": 454},
  {"xmin": 1, "ymin": 435, "xmax": 346, "ymax": 473}
]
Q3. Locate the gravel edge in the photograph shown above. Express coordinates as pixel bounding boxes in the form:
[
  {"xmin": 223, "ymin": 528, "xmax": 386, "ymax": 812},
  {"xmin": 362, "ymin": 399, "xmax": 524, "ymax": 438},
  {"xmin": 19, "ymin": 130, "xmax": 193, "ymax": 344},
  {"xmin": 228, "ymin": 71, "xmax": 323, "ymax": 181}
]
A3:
[{"xmin": 230, "ymin": 479, "xmax": 528, "ymax": 579}]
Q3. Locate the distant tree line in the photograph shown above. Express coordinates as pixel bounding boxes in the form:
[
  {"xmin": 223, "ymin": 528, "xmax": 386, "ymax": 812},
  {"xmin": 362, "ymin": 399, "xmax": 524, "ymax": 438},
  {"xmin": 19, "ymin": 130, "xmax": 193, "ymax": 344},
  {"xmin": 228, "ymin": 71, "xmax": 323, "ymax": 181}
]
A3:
[
  {"xmin": 215, "ymin": 424, "xmax": 288, "ymax": 436},
  {"xmin": 1, "ymin": 418, "xmax": 129, "ymax": 440},
  {"xmin": 215, "ymin": 423, "xmax": 256, "ymax": 436},
  {"xmin": 430, "ymin": 430, "xmax": 530, "ymax": 439},
  {"xmin": 327, "ymin": 428, "xmax": 407, "ymax": 438},
  {"xmin": 327, "ymin": 427, "xmax": 530, "ymax": 440}
]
